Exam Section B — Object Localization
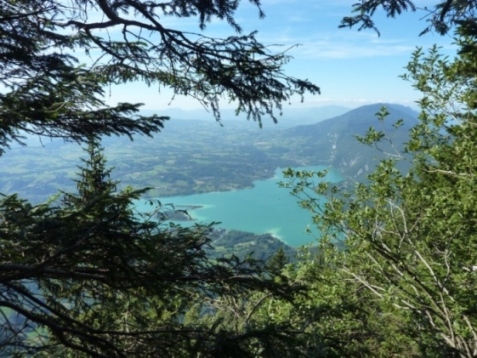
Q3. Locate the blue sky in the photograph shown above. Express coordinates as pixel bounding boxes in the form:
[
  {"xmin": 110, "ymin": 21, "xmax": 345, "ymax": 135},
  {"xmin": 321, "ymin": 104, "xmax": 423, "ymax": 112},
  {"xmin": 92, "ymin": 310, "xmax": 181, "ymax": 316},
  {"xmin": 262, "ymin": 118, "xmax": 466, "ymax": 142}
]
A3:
[{"xmin": 107, "ymin": 0, "xmax": 456, "ymax": 113}]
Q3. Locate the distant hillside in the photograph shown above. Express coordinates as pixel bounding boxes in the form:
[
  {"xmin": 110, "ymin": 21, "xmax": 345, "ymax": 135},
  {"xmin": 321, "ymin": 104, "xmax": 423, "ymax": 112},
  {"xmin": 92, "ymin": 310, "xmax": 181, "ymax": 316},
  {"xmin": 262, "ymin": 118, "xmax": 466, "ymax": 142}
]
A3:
[
  {"xmin": 0, "ymin": 103, "xmax": 418, "ymax": 203},
  {"xmin": 207, "ymin": 229, "xmax": 297, "ymax": 262},
  {"xmin": 141, "ymin": 105, "xmax": 350, "ymax": 127},
  {"xmin": 274, "ymin": 103, "xmax": 419, "ymax": 180}
]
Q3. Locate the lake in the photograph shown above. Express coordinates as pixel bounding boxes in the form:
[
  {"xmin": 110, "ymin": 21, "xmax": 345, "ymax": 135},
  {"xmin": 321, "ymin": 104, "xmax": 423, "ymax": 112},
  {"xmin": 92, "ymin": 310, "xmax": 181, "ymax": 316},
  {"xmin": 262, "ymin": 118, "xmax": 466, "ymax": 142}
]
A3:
[{"xmin": 134, "ymin": 166, "xmax": 342, "ymax": 247}]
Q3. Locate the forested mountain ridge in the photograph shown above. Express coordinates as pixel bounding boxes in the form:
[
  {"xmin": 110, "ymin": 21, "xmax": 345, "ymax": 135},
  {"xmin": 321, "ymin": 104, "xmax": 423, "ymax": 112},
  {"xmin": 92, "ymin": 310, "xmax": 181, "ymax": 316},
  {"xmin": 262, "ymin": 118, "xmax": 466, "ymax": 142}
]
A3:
[{"xmin": 279, "ymin": 103, "xmax": 419, "ymax": 180}]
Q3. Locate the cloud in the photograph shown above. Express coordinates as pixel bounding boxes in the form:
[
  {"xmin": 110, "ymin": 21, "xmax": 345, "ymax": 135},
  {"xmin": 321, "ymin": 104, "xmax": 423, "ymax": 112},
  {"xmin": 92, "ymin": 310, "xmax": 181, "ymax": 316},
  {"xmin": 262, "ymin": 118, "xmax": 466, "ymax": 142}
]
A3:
[{"xmin": 268, "ymin": 32, "xmax": 417, "ymax": 60}]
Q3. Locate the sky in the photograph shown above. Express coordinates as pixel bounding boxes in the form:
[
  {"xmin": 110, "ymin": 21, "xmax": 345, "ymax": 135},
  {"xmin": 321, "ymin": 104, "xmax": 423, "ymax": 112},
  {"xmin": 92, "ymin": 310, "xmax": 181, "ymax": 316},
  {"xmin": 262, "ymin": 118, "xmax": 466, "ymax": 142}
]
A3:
[{"xmin": 105, "ymin": 0, "xmax": 456, "ymax": 114}]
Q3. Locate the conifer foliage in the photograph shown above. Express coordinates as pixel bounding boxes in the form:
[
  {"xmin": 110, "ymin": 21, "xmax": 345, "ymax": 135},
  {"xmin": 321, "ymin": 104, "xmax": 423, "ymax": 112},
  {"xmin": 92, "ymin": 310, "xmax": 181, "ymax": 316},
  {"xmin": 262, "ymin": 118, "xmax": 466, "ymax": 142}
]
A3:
[
  {"xmin": 340, "ymin": 0, "xmax": 477, "ymax": 35},
  {"xmin": 0, "ymin": 0, "xmax": 320, "ymax": 154},
  {"xmin": 0, "ymin": 139, "xmax": 300, "ymax": 357},
  {"xmin": 0, "ymin": 0, "xmax": 317, "ymax": 355}
]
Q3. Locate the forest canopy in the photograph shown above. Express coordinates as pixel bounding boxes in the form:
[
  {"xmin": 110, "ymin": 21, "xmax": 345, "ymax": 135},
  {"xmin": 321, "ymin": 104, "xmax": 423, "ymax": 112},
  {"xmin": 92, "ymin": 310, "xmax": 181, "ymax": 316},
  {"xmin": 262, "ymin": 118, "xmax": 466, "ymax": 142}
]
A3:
[{"xmin": 281, "ymin": 1, "xmax": 477, "ymax": 356}]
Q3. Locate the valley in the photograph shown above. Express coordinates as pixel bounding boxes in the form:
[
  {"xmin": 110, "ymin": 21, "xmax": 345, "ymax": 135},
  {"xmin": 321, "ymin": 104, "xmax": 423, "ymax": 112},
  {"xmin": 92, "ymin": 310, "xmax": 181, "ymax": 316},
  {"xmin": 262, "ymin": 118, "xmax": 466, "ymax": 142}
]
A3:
[
  {"xmin": 0, "ymin": 103, "xmax": 417, "ymax": 203},
  {"xmin": 0, "ymin": 103, "xmax": 418, "ymax": 254}
]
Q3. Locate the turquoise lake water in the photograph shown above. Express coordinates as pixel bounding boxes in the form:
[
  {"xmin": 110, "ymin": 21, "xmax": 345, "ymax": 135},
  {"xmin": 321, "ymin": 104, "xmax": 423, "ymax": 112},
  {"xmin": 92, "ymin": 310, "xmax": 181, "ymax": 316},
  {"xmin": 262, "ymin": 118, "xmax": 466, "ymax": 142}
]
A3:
[{"xmin": 134, "ymin": 166, "xmax": 342, "ymax": 247}]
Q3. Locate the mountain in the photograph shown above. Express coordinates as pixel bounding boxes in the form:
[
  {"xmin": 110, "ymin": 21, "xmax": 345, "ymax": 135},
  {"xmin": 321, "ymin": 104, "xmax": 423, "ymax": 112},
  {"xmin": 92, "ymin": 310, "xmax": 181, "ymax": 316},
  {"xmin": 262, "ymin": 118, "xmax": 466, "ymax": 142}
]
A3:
[{"xmin": 278, "ymin": 103, "xmax": 419, "ymax": 180}]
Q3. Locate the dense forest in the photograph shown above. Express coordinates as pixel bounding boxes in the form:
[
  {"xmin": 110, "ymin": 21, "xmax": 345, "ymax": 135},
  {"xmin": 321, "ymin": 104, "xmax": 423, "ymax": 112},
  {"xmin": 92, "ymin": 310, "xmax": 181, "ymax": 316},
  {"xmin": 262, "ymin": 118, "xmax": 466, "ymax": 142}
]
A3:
[{"xmin": 2, "ymin": 0, "xmax": 477, "ymax": 357}]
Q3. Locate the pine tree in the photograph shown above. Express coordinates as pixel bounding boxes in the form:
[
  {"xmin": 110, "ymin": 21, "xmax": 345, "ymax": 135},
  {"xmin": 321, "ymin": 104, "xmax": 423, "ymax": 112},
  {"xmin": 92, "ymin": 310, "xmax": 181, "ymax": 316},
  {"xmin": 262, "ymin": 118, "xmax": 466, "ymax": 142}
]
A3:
[
  {"xmin": 341, "ymin": 0, "xmax": 477, "ymax": 35},
  {"xmin": 0, "ymin": 0, "xmax": 320, "ymax": 154},
  {"xmin": 0, "ymin": 139, "xmax": 301, "ymax": 357},
  {"xmin": 0, "ymin": 1, "xmax": 319, "ymax": 355}
]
